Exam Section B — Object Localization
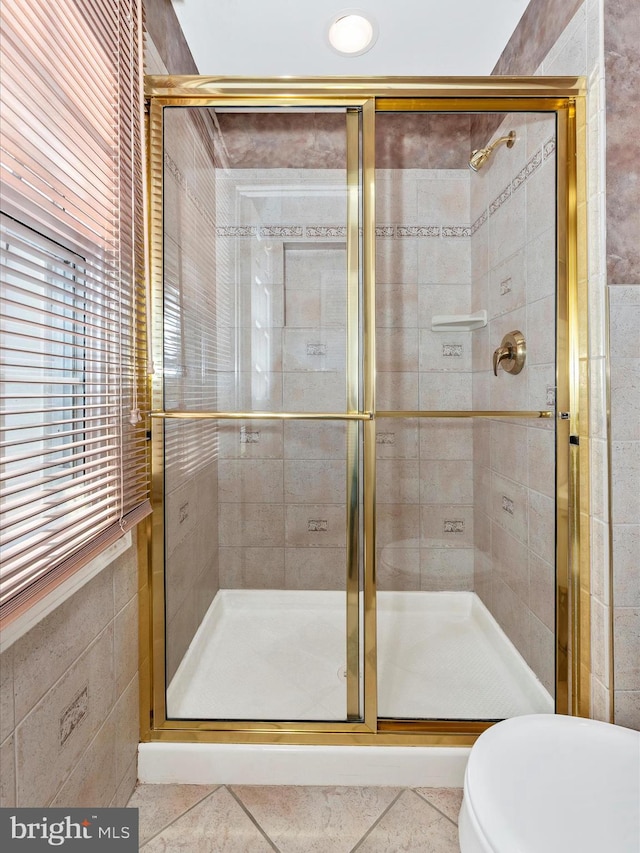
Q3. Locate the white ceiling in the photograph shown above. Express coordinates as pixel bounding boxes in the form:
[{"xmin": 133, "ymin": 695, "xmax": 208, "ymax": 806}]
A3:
[{"xmin": 171, "ymin": 0, "xmax": 532, "ymax": 77}]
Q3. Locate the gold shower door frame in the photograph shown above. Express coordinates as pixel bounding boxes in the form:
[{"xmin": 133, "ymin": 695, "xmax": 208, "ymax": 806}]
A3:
[{"xmin": 142, "ymin": 77, "xmax": 588, "ymax": 747}]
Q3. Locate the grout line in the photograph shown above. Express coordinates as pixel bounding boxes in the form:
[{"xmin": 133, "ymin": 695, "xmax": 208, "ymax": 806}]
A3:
[
  {"xmin": 412, "ymin": 788, "xmax": 461, "ymax": 828},
  {"xmin": 138, "ymin": 784, "xmax": 222, "ymax": 848},
  {"xmin": 227, "ymin": 786, "xmax": 282, "ymax": 852},
  {"xmin": 348, "ymin": 789, "xmax": 405, "ymax": 853}
]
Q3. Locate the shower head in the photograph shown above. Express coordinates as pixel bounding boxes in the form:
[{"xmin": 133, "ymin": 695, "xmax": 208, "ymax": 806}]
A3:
[{"xmin": 469, "ymin": 130, "xmax": 516, "ymax": 172}]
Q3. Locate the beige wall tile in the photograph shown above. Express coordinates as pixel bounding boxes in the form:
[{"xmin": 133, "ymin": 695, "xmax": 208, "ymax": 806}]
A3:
[
  {"xmin": 219, "ymin": 503, "xmax": 285, "ymax": 547},
  {"xmin": 114, "ymin": 675, "xmax": 139, "ymax": 786},
  {"xmin": 285, "ymin": 460, "xmax": 345, "ymax": 504},
  {"xmin": 0, "ymin": 647, "xmax": 14, "ymax": 743},
  {"xmin": 419, "ymin": 372, "xmax": 473, "ymax": 410},
  {"xmin": 529, "ymin": 552, "xmax": 555, "ymax": 631},
  {"xmin": 283, "ymin": 372, "xmax": 345, "ymax": 412},
  {"xmin": 377, "ymin": 460, "xmax": 421, "ymax": 505},
  {"xmin": 377, "ymin": 371, "xmax": 420, "ymax": 410},
  {"xmin": 284, "ymin": 421, "xmax": 347, "ymax": 460},
  {"xmin": 376, "ymin": 421, "xmax": 420, "ymax": 459},
  {"xmin": 377, "ymin": 327, "xmax": 420, "ymax": 373},
  {"xmin": 528, "ymin": 614, "xmax": 555, "ymax": 695},
  {"xmin": 51, "ymin": 715, "xmax": 117, "ymax": 808},
  {"xmin": 285, "ymin": 504, "xmax": 346, "ymax": 549},
  {"xmin": 611, "ymin": 441, "xmax": 640, "ymax": 525},
  {"xmin": 418, "ymin": 237, "xmax": 471, "ymax": 285},
  {"xmin": 12, "ymin": 569, "xmax": 114, "ymax": 725},
  {"xmin": 15, "ymin": 626, "xmax": 114, "ymax": 806},
  {"xmin": 284, "ymin": 548, "xmax": 346, "ymax": 590},
  {"xmin": 114, "ymin": 596, "xmax": 138, "ymax": 699},
  {"xmin": 490, "ymin": 472, "xmax": 529, "ymax": 545},
  {"xmin": 420, "ymin": 460, "xmax": 473, "ymax": 504},
  {"xmin": 489, "ymin": 247, "xmax": 526, "ymax": 319},
  {"xmin": 492, "ymin": 575, "xmax": 530, "ymax": 660},
  {"xmin": 591, "ymin": 676, "xmax": 612, "ymax": 723},
  {"xmin": 614, "ymin": 608, "xmax": 640, "ymax": 691},
  {"xmin": 614, "ymin": 691, "xmax": 640, "ymax": 730},
  {"xmin": 421, "ymin": 505, "xmax": 474, "ymax": 550},
  {"xmin": 492, "ymin": 523, "xmax": 529, "ymax": 603},
  {"xmin": 376, "ymin": 504, "xmax": 421, "ymax": 550},
  {"xmin": 377, "ymin": 548, "xmax": 420, "ymax": 591},
  {"xmin": 491, "ymin": 420, "xmax": 528, "ymax": 485},
  {"xmin": 612, "ymin": 525, "xmax": 640, "ymax": 607},
  {"xmin": 419, "ymin": 419, "xmax": 473, "ymax": 461},
  {"xmin": 219, "ymin": 547, "xmax": 285, "ymax": 589},
  {"xmin": 0, "ymin": 736, "xmax": 16, "ymax": 807},
  {"xmin": 219, "ymin": 459, "xmax": 284, "ymax": 504},
  {"xmin": 420, "ymin": 329, "xmax": 472, "ymax": 372},
  {"xmin": 528, "ymin": 489, "xmax": 556, "ymax": 565},
  {"xmin": 219, "ymin": 420, "xmax": 284, "ymax": 459},
  {"xmin": 420, "ymin": 549, "xmax": 474, "ymax": 591},
  {"xmin": 111, "ymin": 755, "xmax": 138, "ymax": 808}
]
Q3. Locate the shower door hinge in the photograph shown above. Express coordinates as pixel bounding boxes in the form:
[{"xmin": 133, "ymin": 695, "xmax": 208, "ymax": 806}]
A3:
[
  {"xmin": 558, "ymin": 412, "xmax": 571, "ymax": 420},
  {"xmin": 570, "ymin": 435, "xmax": 579, "ymax": 445}
]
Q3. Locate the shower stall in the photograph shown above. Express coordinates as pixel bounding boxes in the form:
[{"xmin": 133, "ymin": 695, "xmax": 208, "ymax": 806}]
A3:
[{"xmin": 143, "ymin": 77, "xmax": 588, "ymax": 746}]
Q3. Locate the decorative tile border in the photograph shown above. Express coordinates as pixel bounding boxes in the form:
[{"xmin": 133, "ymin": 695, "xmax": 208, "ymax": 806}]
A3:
[
  {"xmin": 306, "ymin": 226, "xmax": 347, "ymax": 238},
  {"xmin": 397, "ymin": 225, "xmax": 440, "ymax": 238},
  {"xmin": 212, "ymin": 223, "xmax": 472, "ymax": 239},
  {"xmin": 543, "ymin": 137, "xmax": 556, "ymax": 159},
  {"xmin": 260, "ymin": 225, "xmax": 303, "ymax": 238},
  {"xmin": 475, "ymin": 141, "xmax": 552, "ymax": 230},
  {"xmin": 216, "ymin": 226, "xmax": 257, "ymax": 237},
  {"xmin": 441, "ymin": 226, "xmax": 471, "ymax": 238},
  {"xmin": 471, "ymin": 210, "xmax": 488, "ymax": 235},
  {"xmin": 489, "ymin": 184, "xmax": 512, "ymax": 215}
]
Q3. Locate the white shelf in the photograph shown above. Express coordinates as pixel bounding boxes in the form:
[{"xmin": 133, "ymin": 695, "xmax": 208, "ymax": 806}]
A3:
[{"xmin": 431, "ymin": 310, "xmax": 487, "ymax": 331}]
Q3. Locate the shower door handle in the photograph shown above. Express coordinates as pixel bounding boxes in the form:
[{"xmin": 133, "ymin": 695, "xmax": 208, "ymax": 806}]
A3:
[{"xmin": 493, "ymin": 330, "xmax": 526, "ymax": 376}]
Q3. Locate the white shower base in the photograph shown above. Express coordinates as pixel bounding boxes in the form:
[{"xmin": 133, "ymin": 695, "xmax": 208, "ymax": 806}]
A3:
[{"xmin": 167, "ymin": 589, "xmax": 553, "ymax": 721}]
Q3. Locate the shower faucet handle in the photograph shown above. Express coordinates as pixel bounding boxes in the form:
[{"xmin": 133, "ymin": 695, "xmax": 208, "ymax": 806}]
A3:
[{"xmin": 493, "ymin": 330, "xmax": 526, "ymax": 376}]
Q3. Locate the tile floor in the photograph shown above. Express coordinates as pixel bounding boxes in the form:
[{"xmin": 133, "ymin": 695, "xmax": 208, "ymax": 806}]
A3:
[{"xmin": 127, "ymin": 783, "xmax": 464, "ymax": 852}]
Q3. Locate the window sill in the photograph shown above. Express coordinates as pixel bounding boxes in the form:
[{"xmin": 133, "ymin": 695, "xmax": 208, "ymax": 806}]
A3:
[{"xmin": 0, "ymin": 530, "xmax": 132, "ymax": 653}]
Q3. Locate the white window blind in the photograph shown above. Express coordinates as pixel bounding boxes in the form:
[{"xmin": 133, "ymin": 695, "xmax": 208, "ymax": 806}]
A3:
[{"xmin": 0, "ymin": 0, "xmax": 150, "ymax": 623}]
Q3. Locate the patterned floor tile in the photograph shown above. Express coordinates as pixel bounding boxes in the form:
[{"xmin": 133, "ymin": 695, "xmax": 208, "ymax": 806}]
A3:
[
  {"xmin": 414, "ymin": 788, "xmax": 464, "ymax": 824},
  {"xmin": 354, "ymin": 789, "xmax": 460, "ymax": 853},
  {"xmin": 140, "ymin": 786, "xmax": 276, "ymax": 852},
  {"xmin": 231, "ymin": 785, "xmax": 402, "ymax": 853},
  {"xmin": 129, "ymin": 783, "xmax": 219, "ymax": 846}
]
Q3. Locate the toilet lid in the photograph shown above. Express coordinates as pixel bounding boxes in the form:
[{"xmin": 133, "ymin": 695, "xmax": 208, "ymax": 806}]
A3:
[{"xmin": 464, "ymin": 714, "xmax": 640, "ymax": 853}]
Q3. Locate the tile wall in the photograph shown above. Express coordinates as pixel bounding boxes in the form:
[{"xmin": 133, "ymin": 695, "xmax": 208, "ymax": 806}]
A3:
[
  {"xmin": 162, "ymin": 108, "xmax": 221, "ymax": 682},
  {"xmin": 375, "ymin": 167, "xmax": 475, "ymax": 592},
  {"xmin": 469, "ymin": 114, "xmax": 558, "ymax": 694},
  {"xmin": 213, "ymin": 165, "xmax": 350, "ymax": 591},
  {"xmin": 608, "ymin": 286, "xmax": 640, "ymax": 729},
  {"xmin": 0, "ymin": 538, "xmax": 140, "ymax": 807}
]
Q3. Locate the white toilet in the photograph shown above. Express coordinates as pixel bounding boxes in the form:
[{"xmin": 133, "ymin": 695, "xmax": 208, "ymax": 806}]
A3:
[{"xmin": 459, "ymin": 714, "xmax": 640, "ymax": 853}]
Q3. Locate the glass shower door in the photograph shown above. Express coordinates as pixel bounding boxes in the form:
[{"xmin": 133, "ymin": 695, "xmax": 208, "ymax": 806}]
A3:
[
  {"xmin": 374, "ymin": 109, "xmax": 559, "ymax": 721},
  {"xmin": 156, "ymin": 104, "xmax": 368, "ymax": 723}
]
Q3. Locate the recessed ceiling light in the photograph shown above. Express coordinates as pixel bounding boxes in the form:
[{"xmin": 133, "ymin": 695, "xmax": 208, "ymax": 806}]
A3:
[{"xmin": 327, "ymin": 10, "xmax": 378, "ymax": 56}]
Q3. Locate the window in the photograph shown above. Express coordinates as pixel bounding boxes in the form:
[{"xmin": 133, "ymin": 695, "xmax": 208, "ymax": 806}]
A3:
[{"xmin": 0, "ymin": 0, "xmax": 150, "ymax": 623}]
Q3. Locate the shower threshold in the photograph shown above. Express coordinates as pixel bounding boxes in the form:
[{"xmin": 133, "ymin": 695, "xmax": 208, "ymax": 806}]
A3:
[{"xmin": 166, "ymin": 590, "xmax": 553, "ymax": 721}]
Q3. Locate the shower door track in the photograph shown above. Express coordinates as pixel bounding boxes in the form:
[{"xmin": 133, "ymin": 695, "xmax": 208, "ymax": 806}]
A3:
[{"xmin": 142, "ymin": 76, "xmax": 588, "ymax": 747}]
